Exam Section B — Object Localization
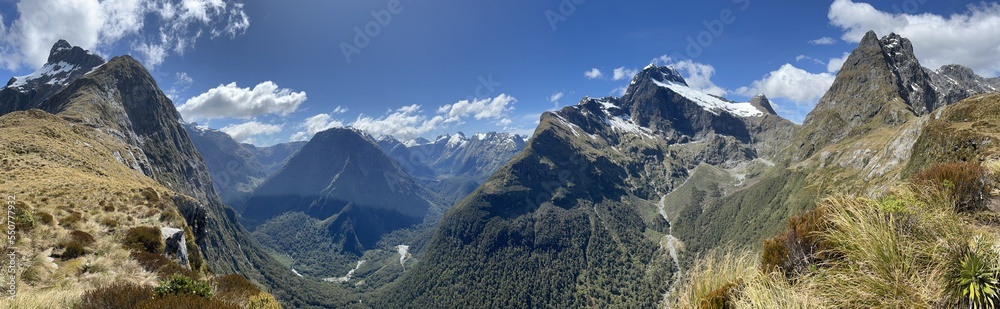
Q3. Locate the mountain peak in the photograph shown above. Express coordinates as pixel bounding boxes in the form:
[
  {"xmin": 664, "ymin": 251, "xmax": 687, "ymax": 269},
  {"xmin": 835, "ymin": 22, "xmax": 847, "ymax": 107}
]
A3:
[
  {"xmin": 46, "ymin": 39, "xmax": 104, "ymax": 69},
  {"xmin": 640, "ymin": 64, "xmax": 687, "ymax": 85},
  {"xmin": 749, "ymin": 93, "xmax": 777, "ymax": 115}
]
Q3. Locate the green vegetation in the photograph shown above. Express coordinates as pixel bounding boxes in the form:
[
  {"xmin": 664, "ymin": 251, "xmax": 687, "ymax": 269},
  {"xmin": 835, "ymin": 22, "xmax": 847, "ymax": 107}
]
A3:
[
  {"xmin": 671, "ymin": 161, "xmax": 1000, "ymax": 308},
  {"xmin": 123, "ymin": 226, "xmax": 165, "ymax": 254},
  {"xmin": 77, "ymin": 282, "xmax": 155, "ymax": 309},
  {"xmin": 154, "ymin": 274, "xmax": 213, "ymax": 298}
]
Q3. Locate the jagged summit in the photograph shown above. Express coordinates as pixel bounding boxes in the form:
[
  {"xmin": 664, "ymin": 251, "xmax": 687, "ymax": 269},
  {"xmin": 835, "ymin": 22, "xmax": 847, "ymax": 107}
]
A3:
[
  {"xmin": 5, "ymin": 40, "xmax": 105, "ymax": 90},
  {"xmin": 0, "ymin": 40, "xmax": 107, "ymax": 116},
  {"xmin": 749, "ymin": 93, "xmax": 777, "ymax": 115}
]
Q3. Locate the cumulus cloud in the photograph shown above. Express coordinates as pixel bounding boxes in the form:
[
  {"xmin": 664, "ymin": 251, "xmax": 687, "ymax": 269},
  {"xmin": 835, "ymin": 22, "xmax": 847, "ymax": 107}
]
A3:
[
  {"xmin": 219, "ymin": 121, "xmax": 283, "ymax": 144},
  {"xmin": 653, "ymin": 55, "xmax": 729, "ymax": 96},
  {"xmin": 0, "ymin": 0, "xmax": 249, "ymax": 70},
  {"xmin": 584, "ymin": 68, "xmax": 603, "ymax": 79},
  {"xmin": 612, "ymin": 67, "xmax": 638, "ymax": 81},
  {"xmin": 342, "ymin": 94, "xmax": 517, "ymax": 140},
  {"xmin": 809, "ymin": 37, "xmax": 837, "ymax": 45},
  {"xmin": 436, "ymin": 94, "xmax": 517, "ymax": 123},
  {"xmin": 829, "ymin": 0, "xmax": 1000, "ymax": 76},
  {"xmin": 735, "ymin": 64, "xmax": 835, "ymax": 105},
  {"xmin": 332, "ymin": 105, "xmax": 349, "ymax": 114},
  {"xmin": 177, "ymin": 81, "xmax": 307, "ymax": 121},
  {"xmin": 303, "ymin": 113, "xmax": 345, "ymax": 135},
  {"xmin": 826, "ymin": 52, "xmax": 851, "ymax": 73}
]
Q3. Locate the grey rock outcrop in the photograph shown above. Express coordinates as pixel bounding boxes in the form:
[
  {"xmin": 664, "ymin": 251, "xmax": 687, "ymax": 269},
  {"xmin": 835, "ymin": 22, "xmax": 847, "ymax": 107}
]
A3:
[{"xmin": 161, "ymin": 227, "xmax": 190, "ymax": 268}]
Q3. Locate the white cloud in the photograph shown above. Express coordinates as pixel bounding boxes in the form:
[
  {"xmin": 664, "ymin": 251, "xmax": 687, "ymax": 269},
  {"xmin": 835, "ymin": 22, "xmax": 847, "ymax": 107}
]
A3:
[
  {"xmin": 290, "ymin": 131, "xmax": 309, "ymax": 142},
  {"xmin": 165, "ymin": 71, "xmax": 193, "ymax": 101},
  {"xmin": 809, "ymin": 37, "xmax": 837, "ymax": 45},
  {"xmin": 351, "ymin": 105, "xmax": 443, "ymax": 140},
  {"xmin": 549, "ymin": 92, "xmax": 564, "ymax": 103},
  {"xmin": 584, "ymin": 68, "xmax": 603, "ymax": 79},
  {"xmin": 219, "ymin": 121, "xmax": 283, "ymax": 144},
  {"xmin": 437, "ymin": 94, "xmax": 517, "ymax": 123},
  {"xmin": 303, "ymin": 113, "xmax": 345, "ymax": 135},
  {"xmin": 332, "ymin": 105, "xmax": 349, "ymax": 114},
  {"xmin": 611, "ymin": 86, "xmax": 627, "ymax": 97},
  {"xmin": 653, "ymin": 56, "xmax": 729, "ymax": 96},
  {"xmin": 612, "ymin": 67, "xmax": 638, "ymax": 81},
  {"xmin": 736, "ymin": 64, "xmax": 835, "ymax": 105},
  {"xmin": 177, "ymin": 81, "xmax": 307, "ymax": 121},
  {"xmin": 346, "ymin": 94, "xmax": 517, "ymax": 140},
  {"xmin": 796, "ymin": 55, "xmax": 825, "ymax": 66},
  {"xmin": 827, "ymin": 52, "xmax": 851, "ymax": 73},
  {"xmin": 0, "ymin": 0, "xmax": 249, "ymax": 70},
  {"xmin": 829, "ymin": 0, "xmax": 1000, "ymax": 76}
]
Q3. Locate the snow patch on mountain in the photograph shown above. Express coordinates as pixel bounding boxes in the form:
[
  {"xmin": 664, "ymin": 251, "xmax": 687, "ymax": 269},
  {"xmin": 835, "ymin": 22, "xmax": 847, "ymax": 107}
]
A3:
[
  {"xmin": 652, "ymin": 79, "xmax": 764, "ymax": 118},
  {"xmin": 6, "ymin": 61, "xmax": 79, "ymax": 90}
]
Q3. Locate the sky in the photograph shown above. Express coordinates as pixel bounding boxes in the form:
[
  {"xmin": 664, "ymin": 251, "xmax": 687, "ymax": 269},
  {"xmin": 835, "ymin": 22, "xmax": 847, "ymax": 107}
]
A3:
[{"xmin": 1, "ymin": 0, "xmax": 999, "ymax": 146}]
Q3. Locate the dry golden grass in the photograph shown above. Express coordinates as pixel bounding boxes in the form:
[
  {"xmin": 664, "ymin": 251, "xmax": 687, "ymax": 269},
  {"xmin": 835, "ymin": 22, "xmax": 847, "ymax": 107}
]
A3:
[{"xmin": 0, "ymin": 110, "xmax": 200, "ymax": 308}]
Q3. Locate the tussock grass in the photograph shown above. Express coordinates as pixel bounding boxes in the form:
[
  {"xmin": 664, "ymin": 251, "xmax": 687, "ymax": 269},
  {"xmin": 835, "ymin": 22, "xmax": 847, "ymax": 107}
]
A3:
[{"xmin": 670, "ymin": 162, "xmax": 1000, "ymax": 309}]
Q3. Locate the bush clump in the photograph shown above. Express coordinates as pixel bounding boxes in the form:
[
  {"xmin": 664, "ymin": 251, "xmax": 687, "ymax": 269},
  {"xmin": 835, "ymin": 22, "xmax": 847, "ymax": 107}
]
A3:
[
  {"xmin": 69, "ymin": 230, "xmax": 96, "ymax": 245},
  {"xmin": 246, "ymin": 292, "xmax": 283, "ymax": 309},
  {"xmin": 76, "ymin": 282, "xmax": 155, "ymax": 309},
  {"xmin": 59, "ymin": 211, "xmax": 82, "ymax": 228},
  {"xmin": 914, "ymin": 162, "xmax": 991, "ymax": 213},
  {"xmin": 62, "ymin": 241, "xmax": 86, "ymax": 260},
  {"xmin": 154, "ymin": 274, "xmax": 213, "ymax": 299},
  {"xmin": 124, "ymin": 226, "xmax": 163, "ymax": 254},
  {"xmin": 137, "ymin": 295, "xmax": 240, "ymax": 309},
  {"xmin": 948, "ymin": 236, "xmax": 1000, "ymax": 309},
  {"xmin": 34, "ymin": 211, "xmax": 53, "ymax": 225},
  {"xmin": 761, "ymin": 206, "xmax": 833, "ymax": 279},
  {"xmin": 131, "ymin": 251, "xmax": 198, "ymax": 279}
]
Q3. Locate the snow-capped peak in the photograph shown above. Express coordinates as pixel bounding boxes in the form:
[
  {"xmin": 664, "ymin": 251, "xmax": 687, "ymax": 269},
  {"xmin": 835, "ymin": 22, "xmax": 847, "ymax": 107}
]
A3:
[
  {"xmin": 5, "ymin": 61, "xmax": 79, "ymax": 90},
  {"xmin": 652, "ymin": 79, "xmax": 763, "ymax": 118}
]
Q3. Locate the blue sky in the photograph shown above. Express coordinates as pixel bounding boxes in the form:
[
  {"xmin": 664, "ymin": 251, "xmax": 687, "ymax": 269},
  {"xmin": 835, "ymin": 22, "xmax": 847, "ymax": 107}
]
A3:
[{"xmin": 1, "ymin": 0, "xmax": 998, "ymax": 145}]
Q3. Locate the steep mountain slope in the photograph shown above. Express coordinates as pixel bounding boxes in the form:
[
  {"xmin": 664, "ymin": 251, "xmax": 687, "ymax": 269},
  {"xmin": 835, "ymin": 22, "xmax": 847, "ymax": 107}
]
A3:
[
  {"xmin": 0, "ymin": 41, "xmax": 361, "ymax": 308},
  {"xmin": 243, "ymin": 128, "xmax": 436, "ymax": 255},
  {"xmin": 0, "ymin": 110, "xmax": 212, "ymax": 307},
  {"xmin": 184, "ymin": 124, "xmax": 304, "ymax": 207},
  {"xmin": 672, "ymin": 31, "xmax": 1000, "ymax": 258},
  {"xmin": 373, "ymin": 64, "xmax": 796, "ymax": 307}
]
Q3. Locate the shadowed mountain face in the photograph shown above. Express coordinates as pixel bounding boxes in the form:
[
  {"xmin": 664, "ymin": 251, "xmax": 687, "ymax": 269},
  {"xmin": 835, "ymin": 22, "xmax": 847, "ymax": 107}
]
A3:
[
  {"xmin": 242, "ymin": 127, "xmax": 434, "ymax": 254},
  {"xmin": 184, "ymin": 124, "xmax": 305, "ymax": 207}
]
